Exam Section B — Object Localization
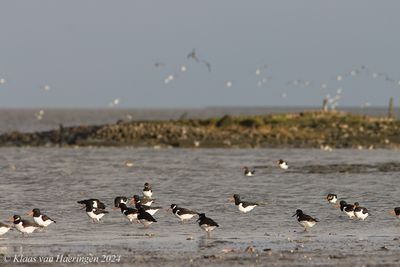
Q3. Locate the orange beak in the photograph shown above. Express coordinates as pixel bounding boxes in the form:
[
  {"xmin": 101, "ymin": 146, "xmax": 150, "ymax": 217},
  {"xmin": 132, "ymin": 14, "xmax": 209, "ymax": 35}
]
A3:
[
  {"xmin": 228, "ymin": 197, "xmax": 235, "ymax": 203},
  {"xmin": 334, "ymin": 203, "xmax": 340, "ymax": 209},
  {"xmin": 130, "ymin": 198, "xmax": 136, "ymax": 205},
  {"xmin": 26, "ymin": 211, "xmax": 34, "ymax": 216},
  {"xmin": 8, "ymin": 216, "xmax": 14, "ymax": 222},
  {"xmin": 389, "ymin": 210, "xmax": 396, "ymax": 215}
]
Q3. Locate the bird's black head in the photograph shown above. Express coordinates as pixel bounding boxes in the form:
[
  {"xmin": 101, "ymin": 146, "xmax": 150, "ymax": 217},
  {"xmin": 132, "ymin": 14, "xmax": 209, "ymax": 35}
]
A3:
[
  {"xmin": 170, "ymin": 204, "xmax": 177, "ymax": 209},
  {"xmin": 114, "ymin": 196, "xmax": 127, "ymax": 207},
  {"xmin": 13, "ymin": 215, "xmax": 21, "ymax": 223},
  {"xmin": 354, "ymin": 202, "xmax": 360, "ymax": 207},
  {"xmin": 144, "ymin": 182, "xmax": 151, "ymax": 189},
  {"xmin": 292, "ymin": 209, "xmax": 303, "ymax": 217},
  {"xmin": 32, "ymin": 208, "xmax": 41, "ymax": 216},
  {"xmin": 340, "ymin": 200, "xmax": 347, "ymax": 206},
  {"xmin": 197, "ymin": 213, "xmax": 205, "ymax": 220},
  {"xmin": 278, "ymin": 159, "xmax": 284, "ymax": 164}
]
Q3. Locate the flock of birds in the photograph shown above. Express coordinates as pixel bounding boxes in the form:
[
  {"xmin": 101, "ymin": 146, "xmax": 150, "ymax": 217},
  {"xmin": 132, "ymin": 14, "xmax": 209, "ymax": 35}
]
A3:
[
  {"xmin": 1, "ymin": 48, "xmax": 400, "ymax": 122},
  {"xmin": 0, "ymin": 158, "xmax": 400, "ymax": 238}
]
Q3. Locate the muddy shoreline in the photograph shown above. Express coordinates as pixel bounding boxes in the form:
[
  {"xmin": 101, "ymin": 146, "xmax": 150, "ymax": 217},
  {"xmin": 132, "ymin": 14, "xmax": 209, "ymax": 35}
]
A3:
[{"xmin": 1, "ymin": 111, "xmax": 399, "ymax": 149}]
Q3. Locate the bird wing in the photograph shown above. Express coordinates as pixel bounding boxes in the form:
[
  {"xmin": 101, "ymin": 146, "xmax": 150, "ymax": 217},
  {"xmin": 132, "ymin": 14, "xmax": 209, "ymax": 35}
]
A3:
[
  {"xmin": 242, "ymin": 201, "xmax": 258, "ymax": 208},
  {"xmin": 42, "ymin": 214, "xmax": 56, "ymax": 223},
  {"xmin": 177, "ymin": 208, "xmax": 197, "ymax": 215}
]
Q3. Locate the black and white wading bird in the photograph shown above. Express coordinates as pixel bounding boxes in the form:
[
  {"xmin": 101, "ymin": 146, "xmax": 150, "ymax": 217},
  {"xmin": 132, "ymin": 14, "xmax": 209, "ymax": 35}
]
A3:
[
  {"xmin": 85, "ymin": 203, "xmax": 108, "ymax": 223},
  {"xmin": 277, "ymin": 159, "xmax": 289, "ymax": 170},
  {"xmin": 242, "ymin": 166, "xmax": 255, "ymax": 177},
  {"xmin": 169, "ymin": 204, "xmax": 197, "ymax": 223},
  {"xmin": 117, "ymin": 203, "xmax": 138, "ymax": 223},
  {"xmin": 292, "ymin": 209, "xmax": 318, "ymax": 231},
  {"xmin": 326, "ymin": 194, "xmax": 338, "ymax": 204},
  {"xmin": 197, "ymin": 213, "xmax": 219, "ymax": 237},
  {"xmin": 132, "ymin": 195, "xmax": 160, "ymax": 215},
  {"xmin": 137, "ymin": 206, "xmax": 157, "ymax": 228},
  {"xmin": 143, "ymin": 183, "xmax": 153, "ymax": 198},
  {"xmin": 78, "ymin": 199, "xmax": 106, "ymax": 210},
  {"xmin": 337, "ymin": 201, "xmax": 356, "ymax": 218},
  {"xmin": 9, "ymin": 215, "xmax": 39, "ymax": 235},
  {"xmin": 354, "ymin": 203, "xmax": 369, "ymax": 220},
  {"xmin": 26, "ymin": 208, "xmax": 56, "ymax": 227},
  {"xmin": 114, "ymin": 196, "xmax": 129, "ymax": 208},
  {"xmin": 229, "ymin": 194, "xmax": 258, "ymax": 213}
]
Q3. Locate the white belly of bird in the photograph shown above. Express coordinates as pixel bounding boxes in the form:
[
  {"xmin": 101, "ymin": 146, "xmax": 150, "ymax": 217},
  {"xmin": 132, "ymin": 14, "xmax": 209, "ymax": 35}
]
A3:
[
  {"xmin": 355, "ymin": 210, "xmax": 368, "ymax": 220},
  {"xmin": 200, "ymin": 224, "xmax": 216, "ymax": 232},
  {"xmin": 329, "ymin": 197, "xmax": 337, "ymax": 204},
  {"xmin": 299, "ymin": 220, "xmax": 316, "ymax": 228},
  {"xmin": 143, "ymin": 191, "xmax": 152, "ymax": 198},
  {"xmin": 176, "ymin": 213, "xmax": 195, "ymax": 221},
  {"xmin": 245, "ymin": 172, "xmax": 254, "ymax": 177},
  {"xmin": 126, "ymin": 214, "xmax": 138, "ymax": 222},
  {"xmin": 34, "ymin": 216, "xmax": 53, "ymax": 227},
  {"xmin": 344, "ymin": 210, "xmax": 355, "ymax": 218},
  {"xmin": 143, "ymin": 201, "xmax": 153, "ymax": 206},
  {"xmin": 279, "ymin": 163, "xmax": 288, "ymax": 169},
  {"xmin": 0, "ymin": 227, "xmax": 10, "ymax": 236},
  {"xmin": 238, "ymin": 203, "xmax": 256, "ymax": 213},
  {"xmin": 145, "ymin": 209, "xmax": 158, "ymax": 216},
  {"xmin": 87, "ymin": 211, "xmax": 105, "ymax": 221},
  {"xmin": 15, "ymin": 223, "xmax": 37, "ymax": 234}
]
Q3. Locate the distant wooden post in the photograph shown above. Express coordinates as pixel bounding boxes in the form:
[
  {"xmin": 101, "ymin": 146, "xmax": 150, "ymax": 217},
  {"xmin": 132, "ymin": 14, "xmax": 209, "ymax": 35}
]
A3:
[
  {"xmin": 388, "ymin": 97, "xmax": 394, "ymax": 119},
  {"xmin": 322, "ymin": 98, "xmax": 328, "ymax": 112},
  {"xmin": 59, "ymin": 124, "xmax": 64, "ymax": 147}
]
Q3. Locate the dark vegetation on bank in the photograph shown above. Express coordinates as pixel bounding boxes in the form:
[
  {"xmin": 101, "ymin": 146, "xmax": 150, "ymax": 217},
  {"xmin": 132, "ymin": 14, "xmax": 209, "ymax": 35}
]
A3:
[{"xmin": 1, "ymin": 111, "xmax": 400, "ymax": 148}]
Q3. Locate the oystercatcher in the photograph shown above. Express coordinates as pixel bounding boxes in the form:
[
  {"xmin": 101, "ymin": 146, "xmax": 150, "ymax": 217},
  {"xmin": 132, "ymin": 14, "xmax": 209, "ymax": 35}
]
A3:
[
  {"xmin": 292, "ymin": 209, "xmax": 318, "ymax": 231},
  {"xmin": 169, "ymin": 204, "xmax": 197, "ymax": 222},
  {"xmin": 26, "ymin": 208, "xmax": 56, "ymax": 227},
  {"xmin": 229, "ymin": 194, "xmax": 258, "ymax": 213}
]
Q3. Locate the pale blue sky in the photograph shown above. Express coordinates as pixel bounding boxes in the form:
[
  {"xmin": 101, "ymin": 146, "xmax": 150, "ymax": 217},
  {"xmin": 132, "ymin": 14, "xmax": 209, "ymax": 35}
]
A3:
[{"xmin": 0, "ymin": 1, "xmax": 399, "ymax": 108}]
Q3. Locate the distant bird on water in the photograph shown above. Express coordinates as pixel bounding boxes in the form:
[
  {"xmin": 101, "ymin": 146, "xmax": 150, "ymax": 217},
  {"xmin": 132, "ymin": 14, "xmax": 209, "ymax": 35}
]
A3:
[
  {"xmin": 229, "ymin": 194, "xmax": 258, "ymax": 213},
  {"xmin": 354, "ymin": 203, "xmax": 369, "ymax": 220},
  {"xmin": 326, "ymin": 194, "xmax": 338, "ymax": 204},
  {"xmin": 143, "ymin": 182, "xmax": 153, "ymax": 198},
  {"xmin": 277, "ymin": 159, "xmax": 289, "ymax": 170},
  {"xmin": 242, "ymin": 166, "xmax": 255, "ymax": 177}
]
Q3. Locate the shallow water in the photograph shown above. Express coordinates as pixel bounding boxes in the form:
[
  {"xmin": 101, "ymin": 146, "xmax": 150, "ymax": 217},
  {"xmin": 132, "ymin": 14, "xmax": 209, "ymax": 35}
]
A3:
[{"xmin": 0, "ymin": 148, "xmax": 400, "ymax": 265}]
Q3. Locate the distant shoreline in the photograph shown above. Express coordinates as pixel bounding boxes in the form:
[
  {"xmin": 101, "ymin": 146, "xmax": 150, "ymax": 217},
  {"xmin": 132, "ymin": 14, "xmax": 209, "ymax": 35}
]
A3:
[{"xmin": 0, "ymin": 111, "xmax": 399, "ymax": 149}]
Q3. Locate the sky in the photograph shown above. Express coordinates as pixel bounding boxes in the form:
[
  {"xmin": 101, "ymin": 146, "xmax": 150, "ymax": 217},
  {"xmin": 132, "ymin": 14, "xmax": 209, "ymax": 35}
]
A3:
[{"xmin": 0, "ymin": 1, "xmax": 400, "ymax": 108}]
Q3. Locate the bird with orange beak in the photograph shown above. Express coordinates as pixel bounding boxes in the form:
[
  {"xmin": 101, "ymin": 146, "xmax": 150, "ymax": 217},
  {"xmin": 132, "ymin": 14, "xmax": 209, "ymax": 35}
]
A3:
[
  {"xmin": 9, "ymin": 215, "xmax": 39, "ymax": 234},
  {"xmin": 26, "ymin": 208, "xmax": 56, "ymax": 227}
]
